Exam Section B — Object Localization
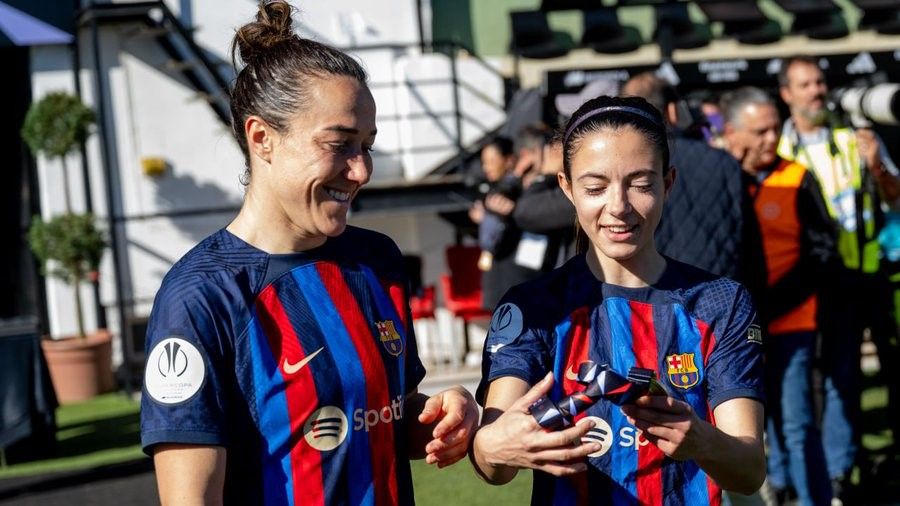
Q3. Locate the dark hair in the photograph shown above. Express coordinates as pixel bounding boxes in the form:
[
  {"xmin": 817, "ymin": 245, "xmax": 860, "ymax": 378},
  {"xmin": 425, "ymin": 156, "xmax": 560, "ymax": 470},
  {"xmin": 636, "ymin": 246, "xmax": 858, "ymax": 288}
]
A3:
[
  {"xmin": 562, "ymin": 95, "xmax": 669, "ymax": 181},
  {"xmin": 561, "ymin": 95, "xmax": 670, "ymax": 254},
  {"xmin": 230, "ymin": 0, "xmax": 368, "ymax": 178},
  {"xmin": 516, "ymin": 122, "xmax": 552, "ymax": 153},
  {"xmin": 777, "ymin": 55, "xmax": 820, "ymax": 88},
  {"xmin": 621, "ymin": 71, "xmax": 679, "ymax": 119},
  {"xmin": 483, "ymin": 136, "xmax": 514, "ymax": 157}
]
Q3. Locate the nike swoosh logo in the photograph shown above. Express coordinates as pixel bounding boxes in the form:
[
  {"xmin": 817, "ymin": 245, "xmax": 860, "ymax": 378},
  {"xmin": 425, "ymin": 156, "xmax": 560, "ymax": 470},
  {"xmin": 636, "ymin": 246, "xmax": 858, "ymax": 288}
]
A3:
[
  {"xmin": 283, "ymin": 347, "xmax": 324, "ymax": 375},
  {"xmin": 565, "ymin": 364, "xmax": 580, "ymax": 381}
]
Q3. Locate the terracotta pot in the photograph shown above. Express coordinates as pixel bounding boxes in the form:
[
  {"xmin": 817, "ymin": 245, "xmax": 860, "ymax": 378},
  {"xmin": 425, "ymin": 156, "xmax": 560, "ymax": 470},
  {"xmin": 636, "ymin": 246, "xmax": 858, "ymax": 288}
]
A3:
[{"xmin": 41, "ymin": 329, "xmax": 115, "ymax": 404}]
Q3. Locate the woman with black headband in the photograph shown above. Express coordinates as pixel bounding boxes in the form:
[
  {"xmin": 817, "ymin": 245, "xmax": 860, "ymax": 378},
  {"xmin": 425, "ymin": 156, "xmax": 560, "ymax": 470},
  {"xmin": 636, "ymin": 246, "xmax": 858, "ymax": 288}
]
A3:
[{"xmin": 469, "ymin": 95, "xmax": 765, "ymax": 505}]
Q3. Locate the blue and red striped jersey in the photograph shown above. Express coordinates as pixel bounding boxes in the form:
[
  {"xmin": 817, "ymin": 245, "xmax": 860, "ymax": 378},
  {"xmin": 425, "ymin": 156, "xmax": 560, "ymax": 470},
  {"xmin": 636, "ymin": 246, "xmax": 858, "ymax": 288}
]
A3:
[
  {"xmin": 478, "ymin": 255, "xmax": 764, "ymax": 506},
  {"xmin": 141, "ymin": 227, "xmax": 426, "ymax": 505}
]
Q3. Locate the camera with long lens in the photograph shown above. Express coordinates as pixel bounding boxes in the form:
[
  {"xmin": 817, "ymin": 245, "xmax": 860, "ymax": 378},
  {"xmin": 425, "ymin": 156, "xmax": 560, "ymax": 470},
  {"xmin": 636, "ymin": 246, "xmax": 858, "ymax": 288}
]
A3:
[{"xmin": 830, "ymin": 83, "xmax": 900, "ymax": 127}]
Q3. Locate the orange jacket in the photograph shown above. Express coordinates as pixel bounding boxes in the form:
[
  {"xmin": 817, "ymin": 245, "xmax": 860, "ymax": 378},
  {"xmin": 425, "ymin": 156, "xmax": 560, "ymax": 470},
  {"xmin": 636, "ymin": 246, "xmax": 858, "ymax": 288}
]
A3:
[{"xmin": 747, "ymin": 157, "xmax": 838, "ymax": 335}]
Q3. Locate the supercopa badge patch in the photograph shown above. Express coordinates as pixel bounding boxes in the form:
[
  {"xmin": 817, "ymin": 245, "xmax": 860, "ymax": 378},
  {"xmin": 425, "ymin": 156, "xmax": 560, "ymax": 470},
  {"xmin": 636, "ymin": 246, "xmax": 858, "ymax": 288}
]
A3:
[
  {"xmin": 145, "ymin": 337, "xmax": 206, "ymax": 405},
  {"xmin": 487, "ymin": 303, "xmax": 524, "ymax": 353}
]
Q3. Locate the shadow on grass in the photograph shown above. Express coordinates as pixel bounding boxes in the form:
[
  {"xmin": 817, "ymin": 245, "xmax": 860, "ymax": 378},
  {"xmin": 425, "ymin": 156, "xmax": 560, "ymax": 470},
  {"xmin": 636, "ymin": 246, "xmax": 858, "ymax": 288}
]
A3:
[{"xmin": 54, "ymin": 412, "xmax": 141, "ymax": 459}]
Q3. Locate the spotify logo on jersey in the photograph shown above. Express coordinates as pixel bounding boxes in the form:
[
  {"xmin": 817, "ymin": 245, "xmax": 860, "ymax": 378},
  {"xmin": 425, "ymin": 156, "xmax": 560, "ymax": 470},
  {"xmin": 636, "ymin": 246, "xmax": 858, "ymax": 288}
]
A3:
[
  {"xmin": 303, "ymin": 406, "xmax": 348, "ymax": 451},
  {"xmin": 581, "ymin": 416, "xmax": 614, "ymax": 457}
]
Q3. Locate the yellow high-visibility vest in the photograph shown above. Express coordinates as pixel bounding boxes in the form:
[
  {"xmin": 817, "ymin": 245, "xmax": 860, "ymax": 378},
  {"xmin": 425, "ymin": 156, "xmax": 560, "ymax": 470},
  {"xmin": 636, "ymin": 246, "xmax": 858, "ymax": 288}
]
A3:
[{"xmin": 778, "ymin": 125, "xmax": 880, "ymax": 273}]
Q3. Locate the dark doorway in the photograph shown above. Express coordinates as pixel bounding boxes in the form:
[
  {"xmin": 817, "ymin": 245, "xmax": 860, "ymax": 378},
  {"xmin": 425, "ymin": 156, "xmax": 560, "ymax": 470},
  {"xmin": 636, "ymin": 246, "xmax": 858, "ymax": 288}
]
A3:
[{"xmin": 0, "ymin": 47, "xmax": 43, "ymax": 324}]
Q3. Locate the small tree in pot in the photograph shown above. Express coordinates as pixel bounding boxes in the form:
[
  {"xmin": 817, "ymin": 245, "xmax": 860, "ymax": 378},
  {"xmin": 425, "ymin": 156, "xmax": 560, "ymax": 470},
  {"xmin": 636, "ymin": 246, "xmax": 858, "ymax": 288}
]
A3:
[
  {"xmin": 21, "ymin": 91, "xmax": 113, "ymax": 403},
  {"xmin": 28, "ymin": 213, "xmax": 106, "ymax": 338}
]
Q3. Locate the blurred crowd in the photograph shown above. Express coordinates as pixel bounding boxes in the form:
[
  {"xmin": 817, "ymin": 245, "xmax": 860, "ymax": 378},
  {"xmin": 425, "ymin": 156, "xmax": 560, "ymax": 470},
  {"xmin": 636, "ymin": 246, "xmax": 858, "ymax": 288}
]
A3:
[{"xmin": 465, "ymin": 56, "xmax": 900, "ymax": 506}]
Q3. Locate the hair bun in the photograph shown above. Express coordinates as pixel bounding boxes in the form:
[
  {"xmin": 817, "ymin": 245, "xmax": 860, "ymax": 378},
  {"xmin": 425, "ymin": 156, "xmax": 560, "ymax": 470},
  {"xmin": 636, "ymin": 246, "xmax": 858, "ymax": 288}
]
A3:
[{"xmin": 233, "ymin": 0, "xmax": 296, "ymax": 67}]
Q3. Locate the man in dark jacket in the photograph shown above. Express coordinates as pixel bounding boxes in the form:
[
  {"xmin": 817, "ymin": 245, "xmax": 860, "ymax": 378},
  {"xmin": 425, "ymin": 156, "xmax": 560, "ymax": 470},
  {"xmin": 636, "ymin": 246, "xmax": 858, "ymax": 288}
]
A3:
[
  {"xmin": 621, "ymin": 73, "xmax": 765, "ymax": 298},
  {"xmin": 511, "ymin": 136, "xmax": 575, "ymax": 272}
]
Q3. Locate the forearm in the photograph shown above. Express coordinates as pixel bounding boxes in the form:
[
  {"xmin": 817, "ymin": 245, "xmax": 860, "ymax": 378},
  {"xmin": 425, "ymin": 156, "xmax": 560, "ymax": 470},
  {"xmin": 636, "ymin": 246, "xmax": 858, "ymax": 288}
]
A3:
[
  {"xmin": 469, "ymin": 424, "xmax": 519, "ymax": 485},
  {"xmin": 693, "ymin": 421, "xmax": 765, "ymax": 494},
  {"xmin": 154, "ymin": 444, "xmax": 226, "ymax": 506}
]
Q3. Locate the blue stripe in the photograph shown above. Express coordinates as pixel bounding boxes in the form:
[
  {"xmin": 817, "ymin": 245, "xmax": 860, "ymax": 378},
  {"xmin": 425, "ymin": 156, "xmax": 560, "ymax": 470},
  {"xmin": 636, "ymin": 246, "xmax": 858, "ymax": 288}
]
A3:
[
  {"xmin": 360, "ymin": 265, "xmax": 406, "ymax": 395},
  {"xmin": 292, "ymin": 267, "xmax": 375, "ymax": 506},
  {"xmin": 551, "ymin": 316, "xmax": 574, "ymax": 505},
  {"xmin": 605, "ymin": 298, "xmax": 637, "ymax": 503},
  {"xmin": 247, "ymin": 315, "xmax": 293, "ymax": 506},
  {"xmin": 671, "ymin": 304, "xmax": 711, "ymax": 504},
  {"xmin": 551, "ymin": 318, "xmax": 572, "ymax": 401}
]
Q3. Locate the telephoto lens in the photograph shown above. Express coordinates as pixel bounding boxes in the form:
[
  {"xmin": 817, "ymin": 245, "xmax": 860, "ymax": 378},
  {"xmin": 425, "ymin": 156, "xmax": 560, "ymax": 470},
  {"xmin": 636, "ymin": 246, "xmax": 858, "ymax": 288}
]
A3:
[{"xmin": 832, "ymin": 83, "xmax": 900, "ymax": 126}]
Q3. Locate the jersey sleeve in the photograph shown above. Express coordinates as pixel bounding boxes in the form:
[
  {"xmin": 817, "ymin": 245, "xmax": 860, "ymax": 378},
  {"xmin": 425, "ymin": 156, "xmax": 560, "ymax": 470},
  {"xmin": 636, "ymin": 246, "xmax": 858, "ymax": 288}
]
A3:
[
  {"xmin": 476, "ymin": 286, "xmax": 553, "ymax": 404},
  {"xmin": 705, "ymin": 284, "xmax": 765, "ymax": 409},
  {"xmin": 140, "ymin": 276, "xmax": 236, "ymax": 453},
  {"xmin": 401, "ymin": 290, "xmax": 427, "ymax": 394}
]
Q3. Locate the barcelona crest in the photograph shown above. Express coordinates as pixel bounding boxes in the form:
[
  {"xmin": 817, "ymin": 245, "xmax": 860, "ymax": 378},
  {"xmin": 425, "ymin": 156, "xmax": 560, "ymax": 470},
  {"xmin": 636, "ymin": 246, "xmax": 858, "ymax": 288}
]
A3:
[
  {"xmin": 666, "ymin": 353, "xmax": 699, "ymax": 389},
  {"xmin": 376, "ymin": 320, "xmax": 403, "ymax": 356}
]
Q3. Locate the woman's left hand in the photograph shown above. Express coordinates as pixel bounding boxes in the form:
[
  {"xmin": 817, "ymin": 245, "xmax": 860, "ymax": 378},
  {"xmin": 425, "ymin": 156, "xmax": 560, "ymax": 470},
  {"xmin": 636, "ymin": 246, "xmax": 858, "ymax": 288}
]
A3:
[
  {"xmin": 620, "ymin": 395, "xmax": 707, "ymax": 461},
  {"xmin": 418, "ymin": 386, "xmax": 480, "ymax": 468}
]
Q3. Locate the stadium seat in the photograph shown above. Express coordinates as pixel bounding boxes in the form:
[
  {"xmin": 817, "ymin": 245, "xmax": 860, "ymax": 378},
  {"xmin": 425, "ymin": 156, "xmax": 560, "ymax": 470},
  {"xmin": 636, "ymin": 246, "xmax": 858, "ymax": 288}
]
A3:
[
  {"xmin": 653, "ymin": 3, "xmax": 710, "ymax": 51},
  {"xmin": 439, "ymin": 245, "xmax": 493, "ymax": 362},
  {"xmin": 509, "ymin": 10, "xmax": 569, "ymax": 59},
  {"xmin": 773, "ymin": 0, "xmax": 849, "ymax": 39},
  {"xmin": 696, "ymin": 0, "xmax": 782, "ymax": 44},
  {"xmin": 581, "ymin": 7, "xmax": 641, "ymax": 53},
  {"xmin": 849, "ymin": 0, "xmax": 900, "ymax": 34}
]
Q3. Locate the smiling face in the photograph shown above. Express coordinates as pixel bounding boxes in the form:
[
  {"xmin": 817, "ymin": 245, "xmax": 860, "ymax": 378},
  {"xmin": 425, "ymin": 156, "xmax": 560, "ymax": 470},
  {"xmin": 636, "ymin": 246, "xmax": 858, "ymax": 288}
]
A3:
[
  {"xmin": 249, "ymin": 75, "xmax": 376, "ymax": 248},
  {"xmin": 560, "ymin": 126, "xmax": 672, "ymax": 272},
  {"xmin": 780, "ymin": 60, "xmax": 828, "ymax": 127}
]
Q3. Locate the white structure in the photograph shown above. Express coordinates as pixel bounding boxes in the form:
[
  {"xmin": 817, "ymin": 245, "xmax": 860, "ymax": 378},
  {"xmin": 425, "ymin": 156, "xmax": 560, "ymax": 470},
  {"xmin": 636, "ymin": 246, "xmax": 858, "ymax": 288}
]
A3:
[{"xmin": 27, "ymin": 0, "xmax": 507, "ymax": 368}]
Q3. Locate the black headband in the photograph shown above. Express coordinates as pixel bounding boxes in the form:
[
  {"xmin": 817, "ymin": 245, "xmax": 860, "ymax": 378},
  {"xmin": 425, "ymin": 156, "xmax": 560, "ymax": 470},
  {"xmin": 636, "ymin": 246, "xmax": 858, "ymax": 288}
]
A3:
[{"xmin": 563, "ymin": 106, "xmax": 661, "ymax": 145}]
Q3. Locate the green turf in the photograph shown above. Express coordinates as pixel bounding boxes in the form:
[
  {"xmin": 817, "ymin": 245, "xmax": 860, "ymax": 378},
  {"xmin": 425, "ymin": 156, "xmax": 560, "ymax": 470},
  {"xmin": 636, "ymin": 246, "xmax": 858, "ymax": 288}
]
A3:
[
  {"xmin": 0, "ymin": 393, "xmax": 145, "ymax": 479},
  {"xmin": 0, "ymin": 380, "xmax": 895, "ymax": 503},
  {"xmin": 411, "ymin": 459, "xmax": 532, "ymax": 505}
]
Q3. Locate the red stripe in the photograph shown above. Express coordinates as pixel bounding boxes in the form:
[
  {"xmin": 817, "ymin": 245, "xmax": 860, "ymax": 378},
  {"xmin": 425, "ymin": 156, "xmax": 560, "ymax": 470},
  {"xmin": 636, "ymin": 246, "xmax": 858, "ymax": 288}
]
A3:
[
  {"xmin": 317, "ymin": 263, "xmax": 398, "ymax": 506},
  {"xmin": 562, "ymin": 307, "xmax": 591, "ymax": 506},
  {"xmin": 256, "ymin": 286, "xmax": 324, "ymax": 506},
  {"xmin": 562, "ymin": 307, "xmax": 591, "ymax": 399},
  {"xmin": 707, "ymin": 478, "xmax": 723, "ymax": 506},
  {"xmin": 695, "ymin": 319, "xmax": 722, "ymax": 504},
  {"xmin": 384, "ymin": 280, "xmax": 409, "ymax": 330},
  {"xmin": 694, "ymin": 319, "xmax": 717, "ymax": 367},
  {"xmin": 629, "ymin": 301, "xmax": 664, "ymax": 506}
]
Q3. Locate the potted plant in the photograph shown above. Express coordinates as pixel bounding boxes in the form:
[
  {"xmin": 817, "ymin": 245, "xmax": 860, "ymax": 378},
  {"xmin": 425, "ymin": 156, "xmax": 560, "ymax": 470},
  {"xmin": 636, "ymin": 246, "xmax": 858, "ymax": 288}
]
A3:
[{"xmin": 21, "ymin": 91, "xmax": 114, "ymax": 404}]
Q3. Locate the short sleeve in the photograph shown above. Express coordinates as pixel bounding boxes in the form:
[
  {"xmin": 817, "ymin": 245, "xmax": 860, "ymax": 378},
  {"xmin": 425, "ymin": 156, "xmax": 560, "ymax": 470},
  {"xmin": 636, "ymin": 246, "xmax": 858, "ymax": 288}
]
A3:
[
  {"xmin": 140, "ymin": 277, "xmax": 236, "ymax": 454},
  {"xmin": 476, "ymin": 287, "xmax": 552, "ymax": 404},
  {"xmin": 705, "ymin": 285, "xmax": 765, "ymax": 409},
  {"xmin": 401, "ymin": 293, "xmax": 427, "ymax": 394}
]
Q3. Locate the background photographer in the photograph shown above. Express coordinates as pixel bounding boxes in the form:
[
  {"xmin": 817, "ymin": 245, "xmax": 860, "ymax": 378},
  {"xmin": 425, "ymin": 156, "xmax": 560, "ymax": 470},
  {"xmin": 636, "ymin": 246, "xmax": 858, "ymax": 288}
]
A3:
[{"xmin": 777, "ymin": 55, "xmax": 900, "ymax": 504}]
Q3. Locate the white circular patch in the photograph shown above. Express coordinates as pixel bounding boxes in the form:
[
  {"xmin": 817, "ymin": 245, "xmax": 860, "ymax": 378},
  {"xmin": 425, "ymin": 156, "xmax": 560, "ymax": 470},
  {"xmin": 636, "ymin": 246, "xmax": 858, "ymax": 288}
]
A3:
[
  {"xmin": 303, "ymin": 406, "xmax": 349, "ymax": 451},
  {"xmin": 145, "ymin": 337, "xmax": 206, "ymax": 405},
  {"xmin": 488, "ymin": 303, "xmax": 524, "ymax": 350},
  {"xmin": 581, "ymin": 416, "xmax": 614, "ymax": 458}
]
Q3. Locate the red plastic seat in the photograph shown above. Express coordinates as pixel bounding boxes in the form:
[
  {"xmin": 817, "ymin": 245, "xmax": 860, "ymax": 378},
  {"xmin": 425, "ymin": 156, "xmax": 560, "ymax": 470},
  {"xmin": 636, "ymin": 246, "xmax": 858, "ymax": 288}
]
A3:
[
  {"xmin": 440, "ymin": 245, "xmax": 493, "ymax": 321},
  {"xmin": 409, "ymin": 285, "xmax": 436, "ymax": 320}
]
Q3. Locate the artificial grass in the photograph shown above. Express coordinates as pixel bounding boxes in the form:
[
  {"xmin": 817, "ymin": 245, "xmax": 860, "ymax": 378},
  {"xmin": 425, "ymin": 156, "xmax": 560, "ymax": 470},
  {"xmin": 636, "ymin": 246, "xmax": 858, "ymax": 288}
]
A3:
[
  {"xmin": 411, "ymin": 459, "xmax": 532, "ymax": 505},
  {"xmin": 0, "ymin": 382, "xmax": 893, "ymax": 504},
  {"xmin": 0, "ymin": 393, "xmax": 145, "ymax": 479}
]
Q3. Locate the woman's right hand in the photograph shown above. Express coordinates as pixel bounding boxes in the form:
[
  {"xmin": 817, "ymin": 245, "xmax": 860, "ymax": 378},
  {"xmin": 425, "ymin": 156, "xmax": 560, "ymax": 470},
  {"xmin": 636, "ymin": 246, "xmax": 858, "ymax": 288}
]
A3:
[{"xmin": 473, "ymin": 373, "xmax": 601, "ymax": 481}]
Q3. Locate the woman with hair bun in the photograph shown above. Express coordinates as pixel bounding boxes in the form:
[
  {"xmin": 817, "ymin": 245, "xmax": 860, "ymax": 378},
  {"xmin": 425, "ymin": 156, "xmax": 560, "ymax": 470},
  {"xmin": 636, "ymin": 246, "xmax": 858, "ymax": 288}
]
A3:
[
  {"xmin": 470, "ymin": 95, "xmax": 766, "ymax": 504},
  {"xmin": 140, "ymin": 2, "xmax": 477, "ymax": 504}
]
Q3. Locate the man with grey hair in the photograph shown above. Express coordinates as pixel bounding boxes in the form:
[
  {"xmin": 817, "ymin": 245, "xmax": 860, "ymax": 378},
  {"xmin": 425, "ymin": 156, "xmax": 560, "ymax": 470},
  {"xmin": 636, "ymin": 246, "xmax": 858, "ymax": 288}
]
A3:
[{"xmin": 722, "ymin": 86, "xmax": 839, "ymax": 506}]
